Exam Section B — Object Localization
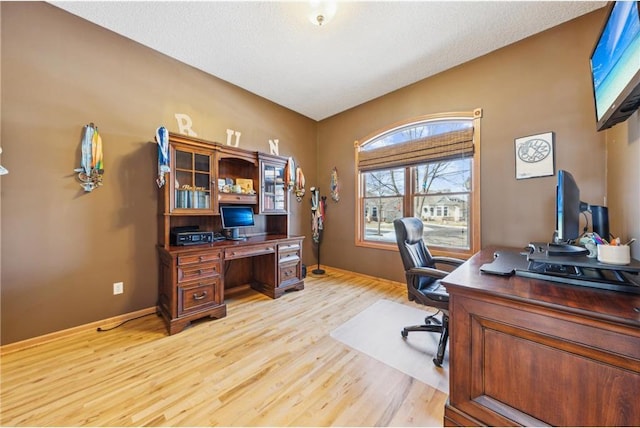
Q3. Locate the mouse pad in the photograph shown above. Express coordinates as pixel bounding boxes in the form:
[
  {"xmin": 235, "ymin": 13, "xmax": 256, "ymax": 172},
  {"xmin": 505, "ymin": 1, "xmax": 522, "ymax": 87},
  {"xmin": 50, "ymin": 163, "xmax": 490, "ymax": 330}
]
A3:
[{"xmin": 480, "ymin": 250, "xmax": 529, "ymax": 276}]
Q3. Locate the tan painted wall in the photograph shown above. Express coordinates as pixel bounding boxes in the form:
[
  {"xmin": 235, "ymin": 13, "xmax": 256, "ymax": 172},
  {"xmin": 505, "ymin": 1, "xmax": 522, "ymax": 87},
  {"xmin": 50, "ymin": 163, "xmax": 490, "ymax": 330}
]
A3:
[
  {"xmin": 316, "ymin": 10, "xmax": 611, "ymax": 283},
  {"xmin": 0, "ymin": 2, "xmax": 317, "ymax": 344}
]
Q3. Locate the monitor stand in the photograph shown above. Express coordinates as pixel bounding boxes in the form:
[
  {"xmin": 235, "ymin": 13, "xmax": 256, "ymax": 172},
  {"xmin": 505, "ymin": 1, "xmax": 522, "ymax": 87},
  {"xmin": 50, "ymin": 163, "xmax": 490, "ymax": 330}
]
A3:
[
  {"xmin": 225, "ymin": 228, "xmax": 246, "ymax": 241},
  {"xmin": 548, "ymin": 231, "xmax": 588, "ymax": 257},
  {"xmin": 527, "ymin": 242, "xmax": 588, "ymax": 257},
  {"xmin": 546, "ymin": 243, "xmax": 589, "ymax": 257}
]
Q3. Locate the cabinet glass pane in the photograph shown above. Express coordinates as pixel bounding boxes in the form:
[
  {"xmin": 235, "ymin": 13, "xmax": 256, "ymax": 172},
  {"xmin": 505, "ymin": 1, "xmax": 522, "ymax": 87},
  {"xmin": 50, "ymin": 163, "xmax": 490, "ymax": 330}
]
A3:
[
  {"xmin": 192, "ymin": 190, "xmax": 210, "ymax": 209},
  {"xmin": 194, "ymin": 153, "xmax": 210, "ymax": 172},
  {"xmin": 195, "ymin": 172, "xmax": 210, "ymax": 190},
  {"xmin": 264, "ymin": 195, "xmax": 275, "ymax": 210},
  {"xmin": 265, "ymin": 182, "xmax": 275, "ymax": 193},
  {"xmin": 262, "ymin": 162, "xmax": 287, "ymax": 212},
  {"xmin": 275, "ymin": 187, "xmax": 285, "ymax": 210},
  {"xmin": 175, "ymin": 150, "xmax": 192, "ymax": 170},
  {"xmin": 274, "ymin": 166, "xmax": 285, "ymax": 210},
  {"xmin": 176, "ymin": 189, "xmax": 193, "ymax": 209},
  {"xmin": 173, "ymin": 149, "xmax": 212, "ymax": 210},
  {"xmin": 175, "ymin": 170, "xmax": 193, "ymax": 189}
]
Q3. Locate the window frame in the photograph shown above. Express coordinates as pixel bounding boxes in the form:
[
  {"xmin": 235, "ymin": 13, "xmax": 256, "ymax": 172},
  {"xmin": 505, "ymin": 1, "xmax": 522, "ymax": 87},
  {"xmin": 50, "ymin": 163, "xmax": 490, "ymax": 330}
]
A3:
[{"xmin": 354, "ymin": 109, "xmax": 482, "ymax": 259}]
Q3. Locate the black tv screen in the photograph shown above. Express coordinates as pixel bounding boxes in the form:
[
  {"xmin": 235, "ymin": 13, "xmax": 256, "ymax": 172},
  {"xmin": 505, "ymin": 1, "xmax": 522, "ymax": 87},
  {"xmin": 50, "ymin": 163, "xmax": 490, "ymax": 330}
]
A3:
[{"xmin": 590, "ymin": 1, "xmax": 640, "ymax": 131}]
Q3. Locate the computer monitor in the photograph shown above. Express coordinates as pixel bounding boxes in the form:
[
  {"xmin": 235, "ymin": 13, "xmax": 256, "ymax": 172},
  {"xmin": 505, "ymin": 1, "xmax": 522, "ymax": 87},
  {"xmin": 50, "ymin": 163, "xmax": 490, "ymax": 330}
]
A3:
[
  {"xmin": 554, "ymin": 170, "xmax": 589, "ymax": 245},
  {"xmin": 220, "ymin": 205, "xmax": 255, "ymax": 240}
]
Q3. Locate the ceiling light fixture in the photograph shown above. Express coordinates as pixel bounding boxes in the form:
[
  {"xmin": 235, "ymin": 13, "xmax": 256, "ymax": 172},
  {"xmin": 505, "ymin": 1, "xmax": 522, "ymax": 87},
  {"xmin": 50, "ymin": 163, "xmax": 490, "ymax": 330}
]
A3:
[{"xmin": 308, "ymin": 0, "xmax": 337, "ymax": 27}]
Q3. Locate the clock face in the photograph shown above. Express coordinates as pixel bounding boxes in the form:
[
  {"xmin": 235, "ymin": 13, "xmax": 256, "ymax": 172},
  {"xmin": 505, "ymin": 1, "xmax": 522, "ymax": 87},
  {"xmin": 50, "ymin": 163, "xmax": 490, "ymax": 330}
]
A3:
[{"xmin": 517, "ymin": 138, "xmax": 551, "ymax": 163}]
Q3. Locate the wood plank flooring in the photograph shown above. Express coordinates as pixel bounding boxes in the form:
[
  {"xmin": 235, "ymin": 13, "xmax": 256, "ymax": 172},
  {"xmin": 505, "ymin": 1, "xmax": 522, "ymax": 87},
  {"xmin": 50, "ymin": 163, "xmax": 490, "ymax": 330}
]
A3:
[{"xmin": 0, "ymin": 268, "xmax": 447, "ymax": 426}]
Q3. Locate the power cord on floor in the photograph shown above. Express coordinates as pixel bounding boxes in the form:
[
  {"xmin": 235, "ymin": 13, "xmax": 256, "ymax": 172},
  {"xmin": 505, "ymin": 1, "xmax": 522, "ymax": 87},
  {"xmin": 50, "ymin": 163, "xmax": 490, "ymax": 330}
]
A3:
[{"xmin": 96, "ymin": 313, "xmax": 155, "ymax": 332}]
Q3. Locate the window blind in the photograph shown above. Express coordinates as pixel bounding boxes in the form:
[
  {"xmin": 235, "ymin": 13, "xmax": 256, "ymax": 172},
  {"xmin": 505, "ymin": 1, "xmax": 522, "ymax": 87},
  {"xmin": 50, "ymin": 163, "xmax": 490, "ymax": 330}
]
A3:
[{"xmin": 358, "ymin": 127, "xmax": 474, "ymax": 171}]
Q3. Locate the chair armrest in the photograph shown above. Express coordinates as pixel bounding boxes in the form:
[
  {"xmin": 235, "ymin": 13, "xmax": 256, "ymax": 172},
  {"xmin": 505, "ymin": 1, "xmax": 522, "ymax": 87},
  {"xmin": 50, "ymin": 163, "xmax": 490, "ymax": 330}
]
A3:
[
  {"xmin": 432, "ymin": 256, "xmax": 465, "ymax": 267},
  {"xmin": 408, "ymin": 266, "xmax": 450, "ymax": 280}
]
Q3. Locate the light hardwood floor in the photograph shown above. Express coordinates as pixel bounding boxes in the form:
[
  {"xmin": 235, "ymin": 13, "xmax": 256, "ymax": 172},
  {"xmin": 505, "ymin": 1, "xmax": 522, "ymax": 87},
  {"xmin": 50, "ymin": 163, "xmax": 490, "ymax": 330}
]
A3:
[{"xmin": 0, "ymin": 268, "xmax": 447, "ymax": 426}]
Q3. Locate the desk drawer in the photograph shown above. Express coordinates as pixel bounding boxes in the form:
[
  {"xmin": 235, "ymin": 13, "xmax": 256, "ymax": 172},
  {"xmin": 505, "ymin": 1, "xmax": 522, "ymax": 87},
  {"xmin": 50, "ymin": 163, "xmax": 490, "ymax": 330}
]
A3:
[
  {"xmin": 177, "ymin": 261, "xmax": 221, "ymax": 283},
  {"xmin": 178, "ymin": 279, "xmax": 220, "ymax": 315},
  {"xmin": 278, "ymin": 241, "xmax": 301, "ymax": 252},
  {"xmin": 279, "ymin": 261, "xmax": 301, "ymax": 287},
  {"xmin": 225, "ymin": 243, "xmax": 276, "ymax": 260},
  {"xmin": 219, "ymin": 193, "xmax": 258, "ymax": 204},
  {"xmin": 178, "ymin": 250, "xmax": 221, "ymax": 266},
  {"xmin": 279, "ymin": 251, "xmax": 300, "ymax": 264}
]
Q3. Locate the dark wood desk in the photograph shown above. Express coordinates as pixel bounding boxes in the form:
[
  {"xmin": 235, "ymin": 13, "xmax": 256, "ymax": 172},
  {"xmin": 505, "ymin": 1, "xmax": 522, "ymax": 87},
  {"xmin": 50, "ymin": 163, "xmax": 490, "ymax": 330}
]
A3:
[
  {"xmin": 157, "ymin": 235, "xmax": 304, "ymax": 335},
  {"xmin": 443, "ymin": 247, "xmax": 640, "ymax": 427}
]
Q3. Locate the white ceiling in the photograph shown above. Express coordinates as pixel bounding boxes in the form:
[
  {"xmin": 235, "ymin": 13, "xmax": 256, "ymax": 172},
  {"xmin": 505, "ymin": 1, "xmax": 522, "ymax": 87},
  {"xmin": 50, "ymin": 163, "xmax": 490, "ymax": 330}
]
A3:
[{"xmin": 50, "ymin": 1, "xmax": 605, "ymax": 121}]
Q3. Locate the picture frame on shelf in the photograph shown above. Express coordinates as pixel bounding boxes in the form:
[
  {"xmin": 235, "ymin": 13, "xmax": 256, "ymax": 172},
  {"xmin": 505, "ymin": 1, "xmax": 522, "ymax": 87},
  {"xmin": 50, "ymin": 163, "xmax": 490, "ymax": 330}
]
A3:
[{"xmin": 236, "ymin": 178, "xmax": 254, "ymax": 192}]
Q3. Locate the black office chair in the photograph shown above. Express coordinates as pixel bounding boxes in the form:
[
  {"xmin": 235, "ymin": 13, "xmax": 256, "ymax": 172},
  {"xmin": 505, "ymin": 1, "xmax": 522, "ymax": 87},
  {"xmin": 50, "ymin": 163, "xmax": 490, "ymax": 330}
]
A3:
[{"xmin": 393, "ymin": 217, "xmax": 464, "ymax": 367}]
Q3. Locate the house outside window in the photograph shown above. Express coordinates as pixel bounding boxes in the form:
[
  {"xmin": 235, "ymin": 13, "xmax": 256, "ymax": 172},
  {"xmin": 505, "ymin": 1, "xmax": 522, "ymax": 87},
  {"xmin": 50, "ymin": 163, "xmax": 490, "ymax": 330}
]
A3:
[{"xmin": 355, "ymin": 109, "xmax": 482, "ymax": 258}]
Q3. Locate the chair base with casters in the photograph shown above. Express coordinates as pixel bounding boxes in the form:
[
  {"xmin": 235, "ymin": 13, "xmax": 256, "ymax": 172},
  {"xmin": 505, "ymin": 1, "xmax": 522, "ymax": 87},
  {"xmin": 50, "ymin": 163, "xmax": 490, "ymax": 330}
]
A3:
[
  {"xmin": 401, "ymin": 309, "xmax": 441, "ymax": 337},
  {"xmin": 401, "ymin": 309, "xmax": 449, "ymax": 367}
]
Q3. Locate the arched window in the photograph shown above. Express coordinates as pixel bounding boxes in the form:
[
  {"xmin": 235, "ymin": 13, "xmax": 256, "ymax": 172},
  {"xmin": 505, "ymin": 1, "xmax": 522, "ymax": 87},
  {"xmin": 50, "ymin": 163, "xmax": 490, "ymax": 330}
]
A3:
[{"xmin": 354, "ymin": 109, "xmax": 482, "ymax": 258}]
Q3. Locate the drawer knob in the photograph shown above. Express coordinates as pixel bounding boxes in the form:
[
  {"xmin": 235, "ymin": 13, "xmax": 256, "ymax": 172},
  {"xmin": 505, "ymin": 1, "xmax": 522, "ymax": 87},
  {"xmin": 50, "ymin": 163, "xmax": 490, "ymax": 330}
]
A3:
[{"xmin": 193, "ymin": 291, "xmax": 208, "ymax": 300}]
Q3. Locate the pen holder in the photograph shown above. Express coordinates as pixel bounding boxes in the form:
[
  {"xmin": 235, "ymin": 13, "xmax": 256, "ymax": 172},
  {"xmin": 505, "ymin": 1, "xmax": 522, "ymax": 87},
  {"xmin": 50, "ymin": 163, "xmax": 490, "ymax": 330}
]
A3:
[{"xmin": 597, "ymin": 244, "xmax": 630, "ymax": 265}]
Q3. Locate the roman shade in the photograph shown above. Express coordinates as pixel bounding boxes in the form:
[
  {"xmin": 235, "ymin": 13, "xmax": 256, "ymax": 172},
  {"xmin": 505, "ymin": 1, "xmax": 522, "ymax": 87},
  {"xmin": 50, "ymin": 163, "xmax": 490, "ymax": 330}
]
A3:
[{"xmin": 357, "ymin": 127, "xmax": 474, "ymax": 171}]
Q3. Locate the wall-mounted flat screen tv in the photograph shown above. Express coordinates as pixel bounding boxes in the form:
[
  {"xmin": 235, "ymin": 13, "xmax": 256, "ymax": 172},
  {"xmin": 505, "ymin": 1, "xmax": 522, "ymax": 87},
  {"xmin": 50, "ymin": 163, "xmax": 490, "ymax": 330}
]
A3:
[{"xmin": 590, "ymin": 1, "xmax": 640, "ymax": 131}]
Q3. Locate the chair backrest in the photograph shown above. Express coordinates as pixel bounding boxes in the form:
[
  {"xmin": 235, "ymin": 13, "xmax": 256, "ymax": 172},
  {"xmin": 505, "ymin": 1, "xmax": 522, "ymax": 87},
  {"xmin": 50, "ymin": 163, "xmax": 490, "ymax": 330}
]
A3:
[{"xmin": 393, "ymin": 217, "xmax": 436, "ymax": 271}]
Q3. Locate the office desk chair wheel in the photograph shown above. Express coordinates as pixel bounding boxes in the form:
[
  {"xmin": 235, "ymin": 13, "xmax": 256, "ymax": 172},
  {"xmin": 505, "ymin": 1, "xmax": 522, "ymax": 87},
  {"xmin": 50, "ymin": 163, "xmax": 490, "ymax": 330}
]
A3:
[
  {"xmin": 425, "ymin": 313, "xmax": 442, "ymax": 325},
  {"xmin": 401, "ymin": 311, "xmax": 442, "ymax": 339}
]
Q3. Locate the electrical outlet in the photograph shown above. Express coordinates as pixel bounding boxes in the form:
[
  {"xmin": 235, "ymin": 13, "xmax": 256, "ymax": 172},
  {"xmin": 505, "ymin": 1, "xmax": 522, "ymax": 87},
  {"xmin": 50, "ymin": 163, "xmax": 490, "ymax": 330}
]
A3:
[{"xmin": 113, "ymin": 282, "xmax": 124, "ymax": 295}]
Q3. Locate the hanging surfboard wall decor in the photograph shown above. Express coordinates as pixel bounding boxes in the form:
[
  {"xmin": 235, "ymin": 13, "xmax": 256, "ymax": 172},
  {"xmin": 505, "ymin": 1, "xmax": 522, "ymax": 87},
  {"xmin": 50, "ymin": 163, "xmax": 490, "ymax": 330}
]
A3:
[
  {"xmin": 156, "ymin": 126, "xmax": 170, "ymax": 188},
  {"xmin": 330, "ymin": 166, "xmax": 339, "ymax": 202},
  {"xmin": 74, "ymin": 123, "xmax": 104, "ymax": 192},
  {"xmin": 294, "ymin": 165, "xmax": 306, "ymax": 202}
]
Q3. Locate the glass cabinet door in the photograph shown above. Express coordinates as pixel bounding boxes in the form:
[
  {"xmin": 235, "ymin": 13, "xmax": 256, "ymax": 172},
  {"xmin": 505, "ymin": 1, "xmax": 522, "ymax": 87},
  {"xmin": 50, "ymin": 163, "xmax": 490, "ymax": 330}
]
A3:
[
  {"xmin": 174, "ymin": 148, "xmax": 212, "ymax": 211},
  {"xmin": 261, "ymin": 162, "xmax": 287, "ymax": 213}
]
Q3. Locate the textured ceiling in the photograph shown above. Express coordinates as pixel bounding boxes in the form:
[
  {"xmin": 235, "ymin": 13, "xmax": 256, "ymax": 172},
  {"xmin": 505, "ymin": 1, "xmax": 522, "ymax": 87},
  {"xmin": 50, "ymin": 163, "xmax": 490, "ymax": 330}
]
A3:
[{"xmin": 50, "ymin": 1, "xmax": 606, "ymax": 121}]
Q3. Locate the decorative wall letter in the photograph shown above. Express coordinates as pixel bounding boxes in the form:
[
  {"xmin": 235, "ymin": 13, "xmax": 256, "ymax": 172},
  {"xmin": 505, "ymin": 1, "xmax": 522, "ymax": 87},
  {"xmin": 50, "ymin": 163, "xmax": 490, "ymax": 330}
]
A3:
[
  {"xmin": 174, "ymin": 113, "xmax": 197, "ymax": 137},
  {"xmin": 268, "ymin": 139, "xmax": 279, "ymax": 156},
  {"xmin": 226, "ymin": 129, "xmax": 242, "ymax": 147}
]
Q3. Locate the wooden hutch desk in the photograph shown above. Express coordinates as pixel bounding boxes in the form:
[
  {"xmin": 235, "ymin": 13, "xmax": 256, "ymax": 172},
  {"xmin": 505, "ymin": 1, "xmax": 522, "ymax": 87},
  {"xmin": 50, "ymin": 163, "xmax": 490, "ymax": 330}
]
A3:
[
  {"xmin": 442, "ymin": 247, "xmax": 640, "ymax": 426},
  {"xmin": 156, "ymin": 133, "xmax": 304, "ymax": 335}
]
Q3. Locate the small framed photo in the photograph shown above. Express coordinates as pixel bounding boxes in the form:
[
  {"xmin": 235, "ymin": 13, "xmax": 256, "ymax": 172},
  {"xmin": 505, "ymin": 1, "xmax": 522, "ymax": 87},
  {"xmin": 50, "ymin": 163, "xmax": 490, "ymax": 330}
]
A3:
[
  {"xmin": 236, "ymin": 178, "xmax": 254, "ymax": 192},
  {"xmin": 515, "ymin": 132, "xmax": 555, "ymax": 180}
]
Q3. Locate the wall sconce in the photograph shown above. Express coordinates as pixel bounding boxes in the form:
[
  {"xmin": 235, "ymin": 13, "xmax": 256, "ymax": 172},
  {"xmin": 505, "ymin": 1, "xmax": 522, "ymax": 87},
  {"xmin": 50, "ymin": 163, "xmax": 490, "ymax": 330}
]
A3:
[{"xmin": 308, "ymin": 0, "xmax": 337, "ymax": 26}]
